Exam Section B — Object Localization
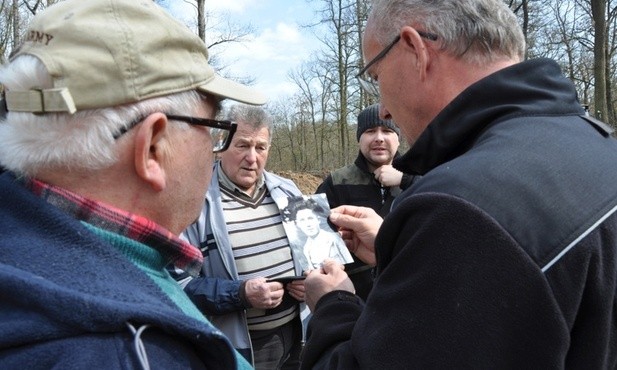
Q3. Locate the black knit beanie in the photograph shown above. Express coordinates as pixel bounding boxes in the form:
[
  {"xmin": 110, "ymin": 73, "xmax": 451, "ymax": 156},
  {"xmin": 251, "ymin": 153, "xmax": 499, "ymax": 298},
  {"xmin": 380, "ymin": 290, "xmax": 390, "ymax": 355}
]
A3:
[{"xmin": 356, "ymin": 104, "xmax": 400, "ymax": 141}]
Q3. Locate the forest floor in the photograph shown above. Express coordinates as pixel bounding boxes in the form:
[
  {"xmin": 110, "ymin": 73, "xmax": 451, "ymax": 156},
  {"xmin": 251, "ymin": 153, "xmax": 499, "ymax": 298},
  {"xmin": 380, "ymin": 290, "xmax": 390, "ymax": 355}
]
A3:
[{"xmin": 272, "ymin": 170, "xmax": 325, "ymax": 195}]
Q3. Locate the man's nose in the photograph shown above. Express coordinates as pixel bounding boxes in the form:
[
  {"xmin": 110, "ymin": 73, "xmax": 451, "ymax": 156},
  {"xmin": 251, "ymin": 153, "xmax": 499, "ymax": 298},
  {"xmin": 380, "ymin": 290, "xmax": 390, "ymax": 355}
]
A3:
[
  {"xmin": 244, "ymin": 147, "xmax": 257, "ymax": 162},
  {"xmin": 379, "ymin": 104, "xmax": 392, "ymax": 120}
]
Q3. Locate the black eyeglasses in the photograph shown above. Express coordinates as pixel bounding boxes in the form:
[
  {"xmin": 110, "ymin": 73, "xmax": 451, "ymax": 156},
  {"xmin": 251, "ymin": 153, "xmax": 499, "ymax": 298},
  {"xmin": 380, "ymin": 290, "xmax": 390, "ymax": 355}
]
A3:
[
  {"xmin": 167, "ymin": 115, "xmax": 237, "ymax": 153},
  {"xmin": 356, "ymin": 30, "xmax": 438, "ymax": 98},
  {"xmin": 114, "ymin": 114, "xmax": 237, "ymax": 153}
]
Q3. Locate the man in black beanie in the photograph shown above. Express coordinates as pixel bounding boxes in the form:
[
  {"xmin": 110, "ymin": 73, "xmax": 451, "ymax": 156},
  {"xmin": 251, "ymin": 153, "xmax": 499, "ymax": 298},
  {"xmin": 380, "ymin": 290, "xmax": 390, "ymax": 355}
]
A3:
[{"xmin": 315, "ymin": 104, "xmax": 414, "ymax": 299}]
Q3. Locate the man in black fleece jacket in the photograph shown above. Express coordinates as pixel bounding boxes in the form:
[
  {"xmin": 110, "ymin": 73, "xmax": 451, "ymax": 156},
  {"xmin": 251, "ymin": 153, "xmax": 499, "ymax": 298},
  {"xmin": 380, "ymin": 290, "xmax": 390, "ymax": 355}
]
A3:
[{"xmin": 301, "ymin": 0, "xmax": 617, "ymax": 368}]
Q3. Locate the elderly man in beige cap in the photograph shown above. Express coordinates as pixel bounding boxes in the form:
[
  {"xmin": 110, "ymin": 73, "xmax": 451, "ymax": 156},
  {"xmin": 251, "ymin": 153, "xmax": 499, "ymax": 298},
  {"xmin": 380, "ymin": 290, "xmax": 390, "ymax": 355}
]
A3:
[{"xmin": 0, "ymin": 0, "xmax": 264, "ymax": 369}]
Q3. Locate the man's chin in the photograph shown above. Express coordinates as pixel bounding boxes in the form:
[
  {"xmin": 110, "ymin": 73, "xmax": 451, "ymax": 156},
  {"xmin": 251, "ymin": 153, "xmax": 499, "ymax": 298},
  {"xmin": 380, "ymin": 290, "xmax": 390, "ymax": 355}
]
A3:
[
  {"xmin": 368, "ymin": 155, "xmax": 392, "ymax": 166},
  {"xmin": 236, "ymin": 177, "xmax": 257, "ymax": 190}
]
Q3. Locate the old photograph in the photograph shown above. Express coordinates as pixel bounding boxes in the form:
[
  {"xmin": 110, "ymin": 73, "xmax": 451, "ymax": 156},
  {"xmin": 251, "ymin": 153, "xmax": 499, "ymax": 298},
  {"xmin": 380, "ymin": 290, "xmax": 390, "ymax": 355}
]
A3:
[{"xmin": 280, "ymin": 194, "xmax": 354, "ymax": 271}]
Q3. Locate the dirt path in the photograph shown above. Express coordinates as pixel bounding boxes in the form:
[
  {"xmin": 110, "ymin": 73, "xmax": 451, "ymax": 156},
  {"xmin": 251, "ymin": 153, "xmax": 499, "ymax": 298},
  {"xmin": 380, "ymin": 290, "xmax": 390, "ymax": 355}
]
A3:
[{"xmin": 272, "ymin": 171, "xmax": 325, "ymax": 195}]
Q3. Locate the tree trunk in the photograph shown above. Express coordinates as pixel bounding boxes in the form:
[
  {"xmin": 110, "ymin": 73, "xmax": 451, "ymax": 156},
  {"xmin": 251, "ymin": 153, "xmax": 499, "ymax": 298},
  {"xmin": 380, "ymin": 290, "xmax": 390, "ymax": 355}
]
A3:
[
  {"xmin": 11, "ymin": 0, "xmax": 20, "ymax": 50},
  {"xmin": 592, "ymin": 0, "xmax": 608, "ymax": 122},
  {"xmin": 197, "ymin": 0, "xmax": 205, "ymax": 41}
]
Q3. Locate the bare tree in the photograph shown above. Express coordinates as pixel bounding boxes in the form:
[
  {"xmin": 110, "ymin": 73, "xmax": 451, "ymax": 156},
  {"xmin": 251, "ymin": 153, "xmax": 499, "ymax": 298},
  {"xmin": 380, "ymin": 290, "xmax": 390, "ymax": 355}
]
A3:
[
  {"xmin": 544, "ymin": 0, "xmax": 594, "ymax": 105},
  {"xmin": 0, "ymin": 0, "xmax": 13, "ymax": 63},
  {"xmin": 591, "ymin": 0, "xmax": 609, "ymax": 121},
  {"xmin": 507, "ymin": 0, "xmax": 532, "ymax": 58},
  {"xmin": 11, "ymin": 0, "xmax": 20, "ymax": 50},
  {"xmin": 606, "ymin": 2, "xmax": 617, "ymax": 122},
  {"xmin": 307, "ymin": 0, "xmax": 367, "ymax": 167},
  {"xmin": 354, "ymin": 0, "xmax": 373, "ymax": 108},
  {"xmin": 0, "ymin": 0, "xmax": 60, "ymax": 61}
]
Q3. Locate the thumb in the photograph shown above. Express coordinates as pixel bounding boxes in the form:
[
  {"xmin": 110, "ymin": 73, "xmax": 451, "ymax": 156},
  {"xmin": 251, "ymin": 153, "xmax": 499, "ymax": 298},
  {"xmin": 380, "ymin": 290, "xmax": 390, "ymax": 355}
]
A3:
[
  {"xmin": 329, "ymin": 211, "xmax": 347, "ymax": 227},
  {"xmin": 329, "ymin": 211, "xmax": 361, "ymax": 231},
  {"xmin": 321, "ymin": 259, "xmax": 343, "ymax": 274}
]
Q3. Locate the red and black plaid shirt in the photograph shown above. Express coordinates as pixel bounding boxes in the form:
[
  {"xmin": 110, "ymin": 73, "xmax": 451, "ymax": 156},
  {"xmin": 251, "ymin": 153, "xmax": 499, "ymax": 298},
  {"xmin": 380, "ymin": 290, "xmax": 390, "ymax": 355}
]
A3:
[{"xmin": 27, "ymin": 178, "xmax": 203, "ymax": 277}]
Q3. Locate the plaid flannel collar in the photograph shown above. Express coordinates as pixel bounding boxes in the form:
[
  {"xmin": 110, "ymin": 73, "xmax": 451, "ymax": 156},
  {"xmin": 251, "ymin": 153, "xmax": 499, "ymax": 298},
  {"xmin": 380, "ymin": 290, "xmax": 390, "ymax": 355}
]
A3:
[{"xmin": 27, "ymin": 178, "xmax": 203, "ymax": 276}]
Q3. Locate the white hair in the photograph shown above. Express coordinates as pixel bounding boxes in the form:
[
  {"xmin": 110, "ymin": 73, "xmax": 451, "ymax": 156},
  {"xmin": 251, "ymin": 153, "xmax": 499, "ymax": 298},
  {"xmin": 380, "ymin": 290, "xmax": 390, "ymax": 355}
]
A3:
[
  {"xmin": 369, "ymin": 0, "xmax": 526, "ymax": 65},
  {"xmin": 0, "ymin": 55, "xmax": 204, "ymax": 177},
  {"xmin": 223, "ymin": 103, "xmax": 273, "ymax": 143}
]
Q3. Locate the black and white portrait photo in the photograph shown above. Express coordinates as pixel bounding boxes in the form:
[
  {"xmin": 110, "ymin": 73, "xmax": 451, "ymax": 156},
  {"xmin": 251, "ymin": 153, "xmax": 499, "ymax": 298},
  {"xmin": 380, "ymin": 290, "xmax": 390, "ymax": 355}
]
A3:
[{"xmin": 280, "ymin": 194, "xmax": 353, "ymax": 271}]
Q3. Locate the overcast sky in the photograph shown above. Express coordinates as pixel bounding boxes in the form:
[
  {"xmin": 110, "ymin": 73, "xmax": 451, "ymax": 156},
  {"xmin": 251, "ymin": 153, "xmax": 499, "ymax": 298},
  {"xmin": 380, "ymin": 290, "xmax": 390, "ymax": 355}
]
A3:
[{"xmin": 165, "ymin": 0, "xmax": 324, "ymax": 102}]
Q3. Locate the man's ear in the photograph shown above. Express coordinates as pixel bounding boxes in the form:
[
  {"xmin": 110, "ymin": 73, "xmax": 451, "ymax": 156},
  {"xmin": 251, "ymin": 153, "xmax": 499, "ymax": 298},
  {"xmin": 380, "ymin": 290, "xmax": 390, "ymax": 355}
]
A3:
[
  {"xmin": 133, "ymin": 113, "xmax": 170, "ymax": 192},
  {"xmin": 400, "ymin": 26, "xmax": 432, "ymax": 80}
]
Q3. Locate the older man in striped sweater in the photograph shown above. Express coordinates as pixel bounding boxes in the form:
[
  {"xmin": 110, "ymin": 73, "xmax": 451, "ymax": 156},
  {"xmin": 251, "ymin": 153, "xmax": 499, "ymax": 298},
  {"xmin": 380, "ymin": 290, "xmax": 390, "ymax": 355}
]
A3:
[{"xmin": 174, "ymin": 104, "xmax": 307, "ymax": 370}]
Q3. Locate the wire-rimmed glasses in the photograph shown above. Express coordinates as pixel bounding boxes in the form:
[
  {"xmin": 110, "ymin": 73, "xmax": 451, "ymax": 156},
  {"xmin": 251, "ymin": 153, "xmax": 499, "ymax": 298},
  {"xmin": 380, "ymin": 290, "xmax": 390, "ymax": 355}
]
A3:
[{"xmin": 356, "ymin": 30, "xmax": 438, "ymax": 98}]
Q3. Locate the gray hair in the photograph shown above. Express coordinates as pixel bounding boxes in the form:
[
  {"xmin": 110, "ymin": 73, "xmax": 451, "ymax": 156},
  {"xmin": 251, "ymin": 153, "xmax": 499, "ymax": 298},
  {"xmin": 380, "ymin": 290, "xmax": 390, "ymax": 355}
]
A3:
[
  {"xmin": 0, "ymin": 55, "xmax": 206, "ymax": 177},
  {"xmin": 369, "ymin": 0, "xmax": 526, "ymax": 64},
  {"xmin": 223, "ymin": 103, "xmax": 273, "ymax": 143}
]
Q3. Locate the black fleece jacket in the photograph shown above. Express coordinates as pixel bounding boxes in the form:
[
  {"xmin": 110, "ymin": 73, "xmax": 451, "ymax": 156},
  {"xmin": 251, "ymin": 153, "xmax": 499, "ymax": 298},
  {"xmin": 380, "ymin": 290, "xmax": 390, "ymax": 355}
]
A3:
[
  {"xmin": 301, "ymin": 59, "xmax": 617, "ymax": 369},
  {"xmin": 316, "ymin": 152, "xmax": 413, "ymax": 218},
  {"xmin": 316, "ymin": 153, "xmax": 414, "ymax": 299}
]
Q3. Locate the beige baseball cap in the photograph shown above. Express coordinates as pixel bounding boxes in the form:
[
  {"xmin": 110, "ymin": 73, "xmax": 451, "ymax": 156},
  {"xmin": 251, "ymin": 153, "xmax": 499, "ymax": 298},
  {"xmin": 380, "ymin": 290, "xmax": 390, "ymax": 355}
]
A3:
[{"xmin": 4, "ymin": 0, "xmax": 266, "ymax": 114}]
